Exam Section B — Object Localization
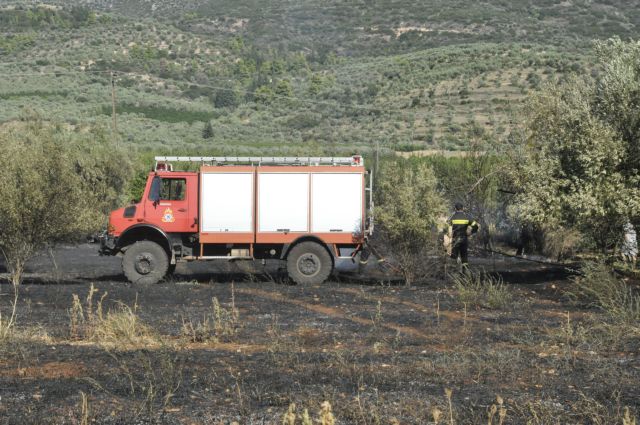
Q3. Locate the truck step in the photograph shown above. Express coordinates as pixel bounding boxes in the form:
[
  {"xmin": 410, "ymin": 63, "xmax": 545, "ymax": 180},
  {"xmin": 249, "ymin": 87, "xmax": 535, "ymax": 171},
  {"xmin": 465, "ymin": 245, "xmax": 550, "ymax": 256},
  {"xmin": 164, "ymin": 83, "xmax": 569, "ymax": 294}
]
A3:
[{"xmin": 182, "ymin": 256, "xmax": 254, "ymax": 261}]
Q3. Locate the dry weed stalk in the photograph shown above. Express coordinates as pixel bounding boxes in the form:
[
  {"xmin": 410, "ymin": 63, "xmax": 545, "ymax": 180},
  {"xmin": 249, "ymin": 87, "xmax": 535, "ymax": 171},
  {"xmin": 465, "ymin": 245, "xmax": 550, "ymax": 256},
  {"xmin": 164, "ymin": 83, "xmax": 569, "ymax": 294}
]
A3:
[
  {"xmin": 68, "ymin": 294, "xmax": 84, "ymax": 340},
  {"xmin": 320, "ymin": 401, "xmax": 335, "ymax": 425},
  {"xmin": 230, "ymin": 281, "xmax": 238, "ymax": 321},
  {"xmin": 463, "ymin": 302, "xmax": 468, "ymax": 328},
  {"xmin": 301, "ymin": 409, "xmax": 313, "ymax": 425},
  {"xmin": 565, "ymin": 311, "xmax": 572, "ymax": 346},
  {"xmin": 488, "ymin": 396, "xmax": 506, "ymax": 425},
  {"xmin": 0, "ymin": 252, "xmax": 24, "ymax": 341},
  {"xmin": 86, "ymin": 284, "xmax": 98, "ymax": 321},
  {"xmin": 280, "ymin": 401, "xmax": 335, "ymax": 425},
  {"xmin": 498, "ymin": 406, "xmax": 507, "ymax": 425},
  {"xmin": 487, "ymin": 404, "xmax": 497, "ymax": 425},
  {"xmin": 432, "ymin": 407, "xmax": 443, "ymax": 424},
  {"xmin": 79, "ymin": 391, "xmax": 89, "ymax": 425},
  {"xmin": 0, "ymin": 312, "xmax": 9, "ymax": 342},
  {"xmin": 445, "ymin": 388, "xmax": 454, "ymax": 425},
  {"xmin": 68, "ymin": 283, "xmax": 107, "ymax": 340},
  {"xmin": 282, "ymin": 403, "xmax": 296, "ymax": 425},
  {"xmin": 230, "ymin": 369, "xmax": 247, "ymax": 416},
  {"xmin": 371, "ymin": 300, "xmax": 383, "ymax": 328},
  {"xmin": 624, "ymin": 407, "xmax": 637, "ymax": 425}
]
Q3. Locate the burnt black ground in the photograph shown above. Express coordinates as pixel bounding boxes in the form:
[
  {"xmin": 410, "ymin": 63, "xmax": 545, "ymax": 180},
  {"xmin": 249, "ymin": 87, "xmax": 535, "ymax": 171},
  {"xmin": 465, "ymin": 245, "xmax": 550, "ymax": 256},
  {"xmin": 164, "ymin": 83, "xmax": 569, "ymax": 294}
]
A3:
[{"xmin": 0, "ymin": 245, "xmax": 638, "ymax": 424}]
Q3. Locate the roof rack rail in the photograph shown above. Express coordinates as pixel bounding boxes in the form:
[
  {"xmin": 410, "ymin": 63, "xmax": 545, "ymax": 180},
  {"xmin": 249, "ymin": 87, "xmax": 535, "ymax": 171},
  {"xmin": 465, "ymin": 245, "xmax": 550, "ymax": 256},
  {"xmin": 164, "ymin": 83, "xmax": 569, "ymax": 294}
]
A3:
[{"xmin": 154, "ymin": 155, "xmax": 363, "ymax": 169}]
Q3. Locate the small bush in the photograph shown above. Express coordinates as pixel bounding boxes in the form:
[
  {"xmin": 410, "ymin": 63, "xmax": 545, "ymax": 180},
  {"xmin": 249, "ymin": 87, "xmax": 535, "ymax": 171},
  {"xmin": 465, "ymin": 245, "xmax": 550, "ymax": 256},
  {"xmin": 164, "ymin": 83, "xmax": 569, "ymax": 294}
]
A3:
[
  {"xmin": 572, "ymin": 261, "xmax": 640, "ymax": 324},
  {"xmin": 373, "ymin": 158, "xmax": 447, "ymax": 284},
  {"xmin": 104, "ymin": 346, "xmax": 184, "ymax": 419},
  {"xmin": 452, "ymin": 271, "xmax": 513, "ymax": 309},
  {"xmin": 0, "ymin": 117, "xmax": 131, "ymax": 334},
  {"xmin": 92, "ymin": 303, "xmax": 155, "ymax": 349},
  {"xmin": 68, "ymin": 284, "xmax": 156, "ymax": 349},
  {"xmin": 181, "ymin": 296, "xmax": 239, "ymax": 343},
  {"xmin": 541, "ymin": 225, "xmax": 582, "ymax": 261}
]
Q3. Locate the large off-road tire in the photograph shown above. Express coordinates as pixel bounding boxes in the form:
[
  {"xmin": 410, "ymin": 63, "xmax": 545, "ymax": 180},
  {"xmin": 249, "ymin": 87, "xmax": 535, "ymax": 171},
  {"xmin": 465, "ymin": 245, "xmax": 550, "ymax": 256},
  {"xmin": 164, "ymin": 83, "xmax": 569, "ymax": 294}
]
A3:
[
  {"xmin": 122, "ymin": 241, "xmax": 169, "ymax": 284},
  {"xmin": 286, "ymin": 242, "xmax": 333, "ymax": 285}
]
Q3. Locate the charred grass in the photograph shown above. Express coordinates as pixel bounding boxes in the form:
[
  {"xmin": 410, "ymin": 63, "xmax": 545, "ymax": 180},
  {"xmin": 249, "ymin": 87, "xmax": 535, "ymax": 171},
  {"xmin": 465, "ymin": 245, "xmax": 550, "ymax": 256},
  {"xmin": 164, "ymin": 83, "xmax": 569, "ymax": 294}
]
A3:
[{"xmin": 0, "ymin": 265, "xmax": 638, "ymax": 424}]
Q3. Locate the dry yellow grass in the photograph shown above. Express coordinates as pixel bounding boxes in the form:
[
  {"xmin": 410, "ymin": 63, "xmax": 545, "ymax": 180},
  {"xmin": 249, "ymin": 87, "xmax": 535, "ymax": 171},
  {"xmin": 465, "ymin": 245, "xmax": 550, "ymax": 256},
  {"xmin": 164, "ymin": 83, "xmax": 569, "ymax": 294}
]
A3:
[{"xmin": 68, "ymin": 284, "xmax": 158, "ymax": 349}]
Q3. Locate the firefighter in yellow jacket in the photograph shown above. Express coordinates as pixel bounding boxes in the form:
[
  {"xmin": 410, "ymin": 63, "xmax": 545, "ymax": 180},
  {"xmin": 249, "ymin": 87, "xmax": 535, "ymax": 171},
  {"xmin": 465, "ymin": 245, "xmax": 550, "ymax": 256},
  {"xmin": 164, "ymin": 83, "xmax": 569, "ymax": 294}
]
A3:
[{"xmin": 447, "ymin": 202, "xmax": 480, "ymax": 266}]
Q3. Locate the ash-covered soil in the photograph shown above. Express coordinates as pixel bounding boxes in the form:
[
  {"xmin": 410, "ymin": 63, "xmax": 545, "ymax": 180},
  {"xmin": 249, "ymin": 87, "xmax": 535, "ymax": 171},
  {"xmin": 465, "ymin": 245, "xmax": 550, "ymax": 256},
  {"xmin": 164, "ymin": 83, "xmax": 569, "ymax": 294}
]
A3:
[{"xmin": 0, "ymin": 245, "xmax": 638, "ymax": 424}]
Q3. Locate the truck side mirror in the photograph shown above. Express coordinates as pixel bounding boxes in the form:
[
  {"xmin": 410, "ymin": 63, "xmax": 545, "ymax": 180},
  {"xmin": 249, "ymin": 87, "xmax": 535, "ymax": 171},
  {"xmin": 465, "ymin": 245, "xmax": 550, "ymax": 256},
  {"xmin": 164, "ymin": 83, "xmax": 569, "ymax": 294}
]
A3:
[{"xmin": 149, "ymin": 176, "xmax": 162, "ymax": 205}]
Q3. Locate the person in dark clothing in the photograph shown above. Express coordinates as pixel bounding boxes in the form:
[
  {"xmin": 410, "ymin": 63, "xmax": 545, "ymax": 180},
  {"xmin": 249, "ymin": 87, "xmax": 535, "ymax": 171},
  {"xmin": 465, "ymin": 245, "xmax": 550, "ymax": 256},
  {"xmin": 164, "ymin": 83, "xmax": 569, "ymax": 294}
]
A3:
[{"xmin": 447, "ymin": 202, "xmax": 480, "ymax": 266}]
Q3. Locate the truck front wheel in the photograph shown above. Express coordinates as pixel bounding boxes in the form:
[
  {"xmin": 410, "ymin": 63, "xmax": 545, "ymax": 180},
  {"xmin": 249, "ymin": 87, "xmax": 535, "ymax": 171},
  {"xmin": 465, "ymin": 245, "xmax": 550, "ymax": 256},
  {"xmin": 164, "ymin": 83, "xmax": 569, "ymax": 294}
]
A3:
[
  {"xmin": 287, "ymin": 242, "xmax": 333, "ymax": 285},
  {"xmin": 122, "ymin": 241, "xmax": 169, "ymax": 284}
]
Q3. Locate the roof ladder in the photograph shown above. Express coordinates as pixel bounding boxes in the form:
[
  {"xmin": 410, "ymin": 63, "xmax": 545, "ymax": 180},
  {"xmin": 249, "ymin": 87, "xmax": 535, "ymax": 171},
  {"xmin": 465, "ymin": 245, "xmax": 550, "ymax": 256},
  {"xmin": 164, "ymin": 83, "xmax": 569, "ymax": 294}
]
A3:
[{"xmin": 154, "ymin": 155, "xmax": 364, "ymax": 170}]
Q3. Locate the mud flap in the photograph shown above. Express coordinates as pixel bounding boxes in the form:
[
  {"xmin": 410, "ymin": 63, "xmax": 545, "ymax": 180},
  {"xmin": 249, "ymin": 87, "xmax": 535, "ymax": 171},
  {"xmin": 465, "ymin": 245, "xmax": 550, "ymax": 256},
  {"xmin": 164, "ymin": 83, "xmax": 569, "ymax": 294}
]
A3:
[{"xmin": 355, "ymin": 245, "xmax": 371, "ymax": 274}]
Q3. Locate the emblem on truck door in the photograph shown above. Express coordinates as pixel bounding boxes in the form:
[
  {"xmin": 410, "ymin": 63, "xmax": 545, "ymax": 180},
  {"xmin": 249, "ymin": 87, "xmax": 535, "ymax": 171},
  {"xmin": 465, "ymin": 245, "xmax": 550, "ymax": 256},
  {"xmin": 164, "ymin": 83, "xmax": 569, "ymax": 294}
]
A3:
[{"xmin": 162, "ymin": 208, "xmax": 175, "ymax": 223}]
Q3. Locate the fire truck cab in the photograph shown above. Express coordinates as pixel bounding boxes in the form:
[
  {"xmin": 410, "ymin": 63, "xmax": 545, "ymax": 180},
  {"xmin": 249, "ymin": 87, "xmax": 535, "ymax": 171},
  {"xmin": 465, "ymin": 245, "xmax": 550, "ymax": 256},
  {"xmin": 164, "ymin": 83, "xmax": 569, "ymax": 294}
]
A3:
[{"xmin": 100, "ymin": 156, "xmax": 372, "ymax": 285}]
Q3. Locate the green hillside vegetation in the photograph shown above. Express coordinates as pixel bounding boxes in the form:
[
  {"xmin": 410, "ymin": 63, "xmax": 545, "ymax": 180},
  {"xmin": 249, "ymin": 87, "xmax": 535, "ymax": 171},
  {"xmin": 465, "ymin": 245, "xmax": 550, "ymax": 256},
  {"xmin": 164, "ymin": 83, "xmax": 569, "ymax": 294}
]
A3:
[
  {"xmin": 0, "ymin": 1, "xmax": 635, "ymax": 154},
  {"xmin": 11, "ymin": 0, "xmax": 639, "ymax": 54}
]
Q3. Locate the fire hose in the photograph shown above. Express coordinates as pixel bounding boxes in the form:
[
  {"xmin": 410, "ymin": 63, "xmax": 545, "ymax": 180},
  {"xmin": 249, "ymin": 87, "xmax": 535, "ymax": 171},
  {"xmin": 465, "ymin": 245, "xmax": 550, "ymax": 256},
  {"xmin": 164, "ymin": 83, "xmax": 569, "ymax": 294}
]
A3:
[
  {"xmin": 469, "ymin": 246, "xmax": 582, "ymax": 274},
  {"xmin": 357, "ymin": 241, "xmax": 581, "ymax": 278}
]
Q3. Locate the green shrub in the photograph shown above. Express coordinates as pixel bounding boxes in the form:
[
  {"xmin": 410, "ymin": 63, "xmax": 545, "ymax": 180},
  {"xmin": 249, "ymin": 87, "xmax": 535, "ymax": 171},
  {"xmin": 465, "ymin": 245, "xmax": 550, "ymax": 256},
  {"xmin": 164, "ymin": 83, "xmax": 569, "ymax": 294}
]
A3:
[
  {"xmin": 374, "ymin": 157, "xmax": 446, "ymax": 284},
  {"xmin": 572, "ymin": 261, "xmax": 640, "ymax": 324},
  {"xmin": 0, "ymin": 115, "xmax": 131, "ymax": 334},
  {"xmin": 452, "ymin": 271, "xmax": 513, "ymax": 309},
  {"xmin": 213, "ymin": 87, "xmax": 241, "ymax": 109},
  {"xmin": 511, "ymin": 38, "xmax": 640, "ymax": 253}
]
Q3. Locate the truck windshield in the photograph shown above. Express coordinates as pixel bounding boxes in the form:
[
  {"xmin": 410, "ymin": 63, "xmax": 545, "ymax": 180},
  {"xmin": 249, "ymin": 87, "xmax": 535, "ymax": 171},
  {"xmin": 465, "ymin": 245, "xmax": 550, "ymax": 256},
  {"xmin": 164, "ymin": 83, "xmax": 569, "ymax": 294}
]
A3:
[{"xmin": 148, "ymin": 176, "xmax": 162, "ymax": 202}]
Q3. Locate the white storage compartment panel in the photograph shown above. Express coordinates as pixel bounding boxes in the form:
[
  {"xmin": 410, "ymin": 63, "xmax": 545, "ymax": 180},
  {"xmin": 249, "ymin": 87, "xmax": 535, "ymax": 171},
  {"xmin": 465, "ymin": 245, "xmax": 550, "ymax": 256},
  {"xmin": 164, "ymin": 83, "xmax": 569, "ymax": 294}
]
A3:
[
  {"xmin": 258, "ymin": 173, "xmax": 309, "ymax": 232},
  {"xmin": 201, "ymin": 173, "xmax": 253, "ymax": 232},
  {"xmin": 312, "ymin": 173, "xmax": 363, "ymax": 233}
]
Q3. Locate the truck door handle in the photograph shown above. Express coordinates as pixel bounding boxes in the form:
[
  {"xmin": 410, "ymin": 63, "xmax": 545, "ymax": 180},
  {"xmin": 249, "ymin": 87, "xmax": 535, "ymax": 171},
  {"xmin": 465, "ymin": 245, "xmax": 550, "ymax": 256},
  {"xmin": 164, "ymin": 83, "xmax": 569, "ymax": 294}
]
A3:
[{"xmin": 177, "ymin": 208, "xmax": 187, "ymax": 212}]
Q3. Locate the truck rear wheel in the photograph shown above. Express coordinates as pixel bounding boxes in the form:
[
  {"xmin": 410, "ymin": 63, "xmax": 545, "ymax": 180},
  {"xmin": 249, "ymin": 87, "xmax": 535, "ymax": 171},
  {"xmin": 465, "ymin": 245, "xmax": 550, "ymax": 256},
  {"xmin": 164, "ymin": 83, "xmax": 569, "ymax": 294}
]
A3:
[
  {"xmin": 122, "ymin": 241, "xmax": 169, "ymax": 284},
  {"xmin": 287, "ymin": 242, "xmax": 333, "ymax": 285}
]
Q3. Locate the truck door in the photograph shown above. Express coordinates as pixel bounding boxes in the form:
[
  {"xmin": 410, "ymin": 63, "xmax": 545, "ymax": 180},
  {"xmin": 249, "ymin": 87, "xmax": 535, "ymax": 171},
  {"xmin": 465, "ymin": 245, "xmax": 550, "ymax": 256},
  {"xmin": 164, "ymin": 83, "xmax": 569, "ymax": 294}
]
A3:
[{"xmin": 145, "ymin": 174, "xmax": 198, "ymax": 233}]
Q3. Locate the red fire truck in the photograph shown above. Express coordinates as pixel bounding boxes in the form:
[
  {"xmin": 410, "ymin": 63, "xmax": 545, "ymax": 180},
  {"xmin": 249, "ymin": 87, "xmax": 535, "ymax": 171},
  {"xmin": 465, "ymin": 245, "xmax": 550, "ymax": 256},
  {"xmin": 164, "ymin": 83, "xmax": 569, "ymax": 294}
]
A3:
[{"xmin": 100, "ymin": 156, "xmax": 372, "ymax": 285}]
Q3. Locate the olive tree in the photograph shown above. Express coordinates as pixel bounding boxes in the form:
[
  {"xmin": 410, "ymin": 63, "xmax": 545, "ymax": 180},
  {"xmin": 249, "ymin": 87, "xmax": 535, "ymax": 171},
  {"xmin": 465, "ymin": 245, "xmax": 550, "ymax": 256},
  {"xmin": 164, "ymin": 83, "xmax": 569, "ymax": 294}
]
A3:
[
  {"xmin": 427, "ymin": 125, "xmax": 505, "ymax": 250},
  {"xmin": 374, "ymin": 158, "xmax": 447, "ymax": 284},
  {"xmin": 510, "ymin": 38, "xmax": 640, "ymax": 253},
  {"xmin": 0, "ymin": 117, "xmax": 131, "ymax": 333}
]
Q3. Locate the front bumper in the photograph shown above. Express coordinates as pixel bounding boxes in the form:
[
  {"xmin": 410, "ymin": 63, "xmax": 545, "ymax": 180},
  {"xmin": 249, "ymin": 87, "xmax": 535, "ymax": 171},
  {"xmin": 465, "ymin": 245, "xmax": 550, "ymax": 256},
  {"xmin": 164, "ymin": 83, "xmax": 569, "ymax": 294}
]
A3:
[{"xmin": 98, "ymin": 231, "xmax": 118, "ymax": 256}]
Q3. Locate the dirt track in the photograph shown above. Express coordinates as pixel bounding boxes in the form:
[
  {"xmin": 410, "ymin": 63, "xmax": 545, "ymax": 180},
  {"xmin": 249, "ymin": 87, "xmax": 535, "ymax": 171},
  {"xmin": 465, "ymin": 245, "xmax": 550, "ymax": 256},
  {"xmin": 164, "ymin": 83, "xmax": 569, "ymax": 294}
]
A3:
[{"xmin": 0, "ymin": 245, "xmax": 638, "ymax": 424}]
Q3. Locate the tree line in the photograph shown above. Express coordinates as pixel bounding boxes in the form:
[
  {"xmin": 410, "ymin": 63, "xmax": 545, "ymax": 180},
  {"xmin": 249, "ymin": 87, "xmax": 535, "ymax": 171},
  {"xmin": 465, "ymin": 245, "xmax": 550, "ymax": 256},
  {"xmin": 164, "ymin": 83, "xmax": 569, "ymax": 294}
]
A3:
[{"xmin": 374, "ymin": 38, "xmax": 640, "ymax": 280}]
